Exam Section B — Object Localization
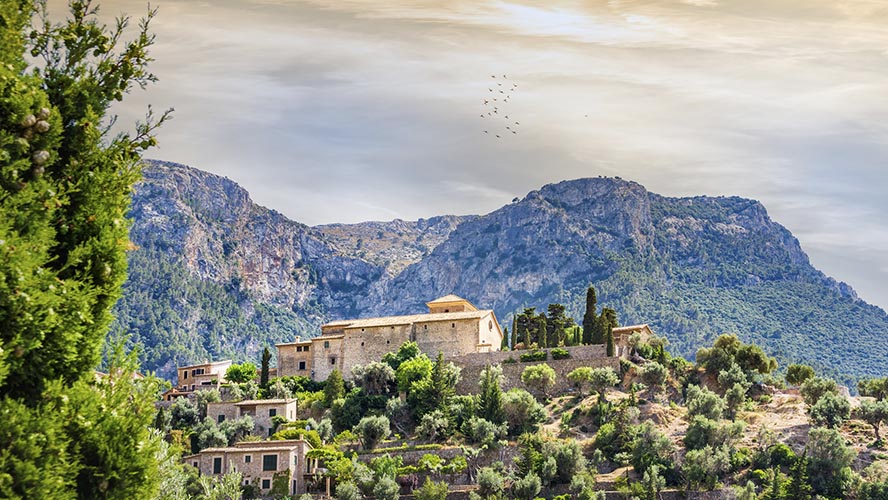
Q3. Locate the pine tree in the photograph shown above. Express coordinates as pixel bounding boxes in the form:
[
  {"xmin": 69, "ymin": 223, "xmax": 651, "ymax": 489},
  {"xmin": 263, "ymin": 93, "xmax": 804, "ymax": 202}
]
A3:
[
  {"xmin": 260, "ymin": 347, "xmax": 271, "ymax": 388},
  {"xmin": 582, "ymin": 286, "xmax": 598, "ymax": 345},
  {"xmin": 0, "ymin": 2, "xmax": 170, "ymax": 498},
  {"xmin": 787, "ymin": 455, "xmax": 813, "ymax": 500}
]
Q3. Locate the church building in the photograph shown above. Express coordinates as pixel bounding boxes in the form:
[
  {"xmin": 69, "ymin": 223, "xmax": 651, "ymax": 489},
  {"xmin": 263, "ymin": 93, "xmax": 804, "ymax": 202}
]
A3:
[{"xmin": 276, "ymin": 295, "xmax": 503, "ymax": 381}]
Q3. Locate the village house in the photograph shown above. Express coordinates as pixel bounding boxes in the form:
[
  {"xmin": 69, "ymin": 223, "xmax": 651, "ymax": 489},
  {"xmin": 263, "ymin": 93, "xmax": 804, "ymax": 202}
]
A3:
[
  {"xmin": 184, "ymin": 439, "xmax": 313, "ymax": 496},
  {"xmin": 161, "ymin": 359, "xmax": 232, "ymax": 401},
  {"xmin": 611, "ymin": 324, "xmax": 654, "ymax": 357},
  {"xmin": 206, "ymin": 398, "xmax": 299, "ymax": 437},
  {"xmin": 277, "ymin": 295, "xmax": 505, "ymax": 381}
]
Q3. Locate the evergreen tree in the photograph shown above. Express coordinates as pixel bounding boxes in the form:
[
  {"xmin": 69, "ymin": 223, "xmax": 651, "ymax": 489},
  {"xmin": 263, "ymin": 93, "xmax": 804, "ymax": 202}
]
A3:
[
  {"xmin": 511, "ymin": 317, "xmax": 518, "ymax": 349},
  {"xmin": 501, "ymin": 327, "xmax": 509, "ymax": 351},
  {"xmin": 478, "ymin": 365, "xmax": 505, "ymax": 425},
  {"xmin": 260, "ymin": 347, "xmax": 271, "ymax": 389},
  {"xmin": 786, "ymin": 454, "xmax": 813, "ymax": 500},
  {"xmin": 324, "ymin": 369, "xmax": 345, "ymax": 407},
  {"xmin": 605, "ymin": 325, "xmax": 615, "ymax": 357},
  {"xmin": 582, "ymin": 286, "xmax": 598, "ymax": 345},
  {"xmin": 0, "ymin": 1, "xmax": 170, "ymax": 498},
  {"xmin": 515, "ymin": 308, "xmax": 536, "ymax": 347},
  {"xmin": 536, "ymin": 313, "xmax": 548, "ymax": 348}
]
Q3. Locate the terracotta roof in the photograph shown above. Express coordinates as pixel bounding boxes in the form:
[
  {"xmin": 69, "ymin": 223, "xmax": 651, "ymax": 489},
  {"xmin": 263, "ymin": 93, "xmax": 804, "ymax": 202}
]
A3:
[
  {"xmin": 275, "ymin": 340, "xmax": 312, "ymax": 347},
  {"xmin": 324, "ymin": 310, "xmax": 492, "ymax": 330},
  {"xmin": 427, "ymin": 294, "xmax": 469, "ymax": 304},
  {"xmin": 234, "ymin": 398, "xmax": 297, "ymax": 406},
  {"xmin": 200, "ymin": 439, "xmax": 310, "ymax": 453},
  {"xmin": 313, "ymin": 334, "xmax": 345, "ymax": 340},
  {"xmin": 611, "ymin": 324, "xmax": 651, "ymax": 334},
  {"xmin": 179, "ymin": 359, "xmax": 232, "ymax": 370}
]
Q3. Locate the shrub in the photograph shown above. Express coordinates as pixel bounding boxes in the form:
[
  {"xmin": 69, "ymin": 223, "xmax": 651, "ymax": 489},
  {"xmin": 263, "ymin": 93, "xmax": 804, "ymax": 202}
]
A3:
[
  {"xmin": 641, "ymin": 362, "xmax": 668, "ymax": 391},
  {"xmin": 502, "ymin": 389, "xmax": 546, "ymax": 436},
  {"xmin": 800, "ymin": 377, "xmax": 838, "ymax": 406},
  {"xmin": 786, "ymin": 364, "xmax": 815, "ymax": 386},
  {"xmin": 551, "ymin": 348, "xmax": 570, "ymax": 360},
  {"xmin": 806, "ymin": 427, "xmax": 856, "ymax": 497},
  {"xmin": 335, "ymin": 481, "xmax": 361, "ymax": 500},
  {"xmin": 477, "ymin": 467, "xmax": 504, "ymax": 497},
  {"xmin": 466, "ymin": 417, "xmax": 505, "ymax": 448},
  {"xmin": 808, "ymin": 392, "xmax": 851, "ymax": 429},
  {"xmin": 521, "ymin": 363, "xmax": 556, "ymax": 398},
  {"xmin": 520, "ymin": 350, "xmax": 548, "ymax": 362},
  {"xmin": 225, "ymin": 362, "xmax": 258, "ymax": 384},
  {"xmin": 373, "ymin": 476, "xmax": 400, "ymax": 500},
  {"xmin": 417, "ymin": 410, "xmax": 450, "ymax": 443},
  {"xmin": 354, "ymin": 415, "xmax": 391, "ymax": 450},
  {"xmin": 511, "ymin": 472, "xmax": 542, "ymax": 500},
  {"xmin": 415, "ymin": 478, "xmax": 448, "ymax": 500},
  {"xmin": 686, "ymin": 385, "xmax": 725, "ymax": 421}
]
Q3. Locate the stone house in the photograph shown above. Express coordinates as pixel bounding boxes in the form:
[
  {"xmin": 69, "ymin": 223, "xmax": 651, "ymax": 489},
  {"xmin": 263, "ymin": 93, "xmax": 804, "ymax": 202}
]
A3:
[
  {"xmin": 206, "ymin": 398, "xmax": 298, "ymax": 438},
  {"xmin": 611, "ymin": 324, "xmax": 653, "ymax": 357},
  {"xmin": 277, "ymin": 295, "xmax": 504, "ymax": 381},
  {"xmin": 183, "ymin": 439, "xmax": 313, "ymax": 496},
  {"xmin": 161, "ymin": 359, "xmax": 232, "ymax": 401}
]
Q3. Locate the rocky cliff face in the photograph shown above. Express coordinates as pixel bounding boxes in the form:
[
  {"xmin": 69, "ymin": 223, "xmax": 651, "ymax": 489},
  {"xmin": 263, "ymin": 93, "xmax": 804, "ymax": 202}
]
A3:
[{"xmin": 117, "ymin": 161, "xmax": 887, "ymax": 384}]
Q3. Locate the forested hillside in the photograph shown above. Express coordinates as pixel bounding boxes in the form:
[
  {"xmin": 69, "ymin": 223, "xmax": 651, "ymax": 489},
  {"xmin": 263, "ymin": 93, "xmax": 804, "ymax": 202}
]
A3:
[{"xmin": 115, "ymin": 162, "xmax": 888, "ymax": 386}]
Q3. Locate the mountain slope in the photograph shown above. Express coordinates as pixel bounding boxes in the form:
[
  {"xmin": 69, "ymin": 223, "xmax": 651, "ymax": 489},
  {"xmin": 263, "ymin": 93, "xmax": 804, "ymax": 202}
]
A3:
[{"xmin": 115, "ymin": 163, "xmax": 888, "ymax": 384}]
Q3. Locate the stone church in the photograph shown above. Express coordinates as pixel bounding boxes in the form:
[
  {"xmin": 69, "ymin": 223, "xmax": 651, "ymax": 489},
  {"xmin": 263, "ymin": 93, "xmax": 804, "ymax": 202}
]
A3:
[{"xmin": 276, "ymin": 295, "xmax": 504, "ymax": 381}]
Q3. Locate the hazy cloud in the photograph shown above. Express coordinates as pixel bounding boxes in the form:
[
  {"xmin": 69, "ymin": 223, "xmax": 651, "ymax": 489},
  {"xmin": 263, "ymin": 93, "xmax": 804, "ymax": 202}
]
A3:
[{"xmin": 88, "ymin": 0, "xmax": 888, "ymax": 308}]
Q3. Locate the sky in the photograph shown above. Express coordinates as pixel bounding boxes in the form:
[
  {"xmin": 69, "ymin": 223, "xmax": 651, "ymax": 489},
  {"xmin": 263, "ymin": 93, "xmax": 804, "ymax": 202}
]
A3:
[{"xmin": 88, "ymin": 0, "xmax": 888, "ymax": 309}]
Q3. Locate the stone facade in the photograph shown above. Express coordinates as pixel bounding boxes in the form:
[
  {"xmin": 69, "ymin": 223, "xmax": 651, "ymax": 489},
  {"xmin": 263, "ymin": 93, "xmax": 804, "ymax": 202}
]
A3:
[
  {"xmin": 205, "ymin": 399, "xmax": 298, "ymax": 438},
  {"xmin": 184, "ymin": 439, "xmax": 312, "ymax": 496},
  {"xmin": 277, "ymin": 295, "xmax": 504, "ymax": 381},
  {"xmin": 162, "ymin": 360, "xmax": 232, "ymax": 401},
  {"xmin": 453, "ymin": 345, "xmax": 622, "ymax": 394}
]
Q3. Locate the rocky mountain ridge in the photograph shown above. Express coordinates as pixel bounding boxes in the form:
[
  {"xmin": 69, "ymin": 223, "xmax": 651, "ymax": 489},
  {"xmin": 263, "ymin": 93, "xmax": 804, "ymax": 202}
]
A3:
[{"xmin": 114, "ymin": 161, "xmax": 887, "ymax": 384}]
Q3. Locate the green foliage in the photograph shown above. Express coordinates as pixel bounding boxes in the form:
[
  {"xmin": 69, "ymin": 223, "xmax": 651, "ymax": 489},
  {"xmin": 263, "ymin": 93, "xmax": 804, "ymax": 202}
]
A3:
[
  {"xmin": 511, "ymin": 472, "xmax": 541, "ymax": 500},
  {"xmin": 683, "ymin": 445, "xmax": 732, "ymax": 491},
  {"xmin": 519, "ymin": 350, "xmax": 547, "ymax": 362},
  {"xmin": 697, "ymin": 334, "xmax": 777, "ymax": 379},
  {"xmin": 170, "ymin": 396, "xmax": 198, "ymax": 430},
  {"xmin": 478, "ymin": 365, "xmax": 505, "ymax": 425},
  {"xmin": 588, "ymin": 367, "xmax": 620, "ymax": 404},
  {"xmin": 409, "ymin": 353, "xmax": 460, "ymax": 418},
  {"xmin": 324, "ymin": 369, "xmax": 345, "ymax": 407},
  {"xmin": 786, "ymin": 364, "xmax": 815, "ymax": 386},
  {"xmin": 521, "ymin": 363, "xmax": 556, "ymax": 398},
  {"xmin": 274, "ymin": 375, "xmax": 324, "ymax": 394},
  {"xmin": 858, "ymin": 377, "xmax": 888, "ymax": 401},
  {"xmin": 414, "ymin": 478, "xmax": 448, "ymax": 500},
  {"xmin": 259, "ymin": 347, "xmax": 271, "ymax": 389},
  {"xmin": 334, "ymin": 481, "xmax": 360, "ymax": 500},
  {"xmin": 465, "ymin": 417, "xmax": 505, "ymax": 448},
  {"xmin": 686, "ymin": 385, "xmax": 725, "ymax": 421},
  {"xmin": 799, "ymin": 377, "xmax": 838, "ymax": 406},
  {"xmin": 806, "ymin": 427, "xmax": 855, "ymax": 497},
  {"xmin": 395, "ymin": 354, "xmax": 432, "ymax": 394},
  {"xmin": 583, "ymin": 286, "xmax": 598, "ymax": 345},
  {"xmin": 351, "ymin": 362, "xmax": 395, "ymax": 396},
  {"xmin": 502, "ymin": 389, "xmax": 546, "ymax": 436},
  {"xmin": 808, "ymin": 392, "xmax": 851, "ymax": 429},
  {"xmin": 684, "ymin": 416, "xmax": 745, "ymax": 451},
  {"xmin": 857, "ymin": 399, "xmax": 888, "ymax": 443},
  {"xmin": 354, "ymin": 415, "xmax": 390, "ymax": 450},
  {"xmin": 416, "ymin": 410, "xmax": 450, "ymax": 443},
  {"xmin": 272, "ymin": 427, "xmax": 322, "ymax": 448},
  {"xmin": 641, "ymin": 464, "xmax": 666, "ymax": 500},
  {"xmin": 382, "ymin": 341, "xmax": 421, "ymax": 370},
  {"xmin": 551, "ymin": 348, "xmax": 570, "ymax": 360},
  {"xmin": 640, "ymin": 362, "xmax": 668, "ymax": 391},
  {"xmin": 225, "ymin": 363, "xmax": 257, "ymax": 384},
  {"xmin": 476, "ymin": 467, "xmax": 504, "ymax": 497},
  {"xmin": 630, "ymin": 422, "xmax": 675, "ymax": 475}
]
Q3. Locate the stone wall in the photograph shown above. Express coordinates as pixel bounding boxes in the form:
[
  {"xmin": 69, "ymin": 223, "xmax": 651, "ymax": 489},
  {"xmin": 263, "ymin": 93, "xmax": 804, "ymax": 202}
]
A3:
[{"xmin": 451, "ymin": 345, "xmax": 620, "ymax": 395}]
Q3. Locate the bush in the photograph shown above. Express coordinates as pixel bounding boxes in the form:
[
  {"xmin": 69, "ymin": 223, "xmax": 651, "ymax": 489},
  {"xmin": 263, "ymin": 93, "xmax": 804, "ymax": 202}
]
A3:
[
  {"xmin": 502, "ymin": 389, "xmax": 546, "ymax": 436},
  {"xmin": 807, "ymin": 427, "xmax": 856, "ymax": 497},
  {"xmin": 521, "ymin": 364, "xmax": 556, "ymax": 398},
  {"xmin": 415, "ymin": 478, "xmax": 448, "ymax": 500},
  {"xmin": 641, "ymin": 362, "xmax": 668, "ymax": 391},
  {"xmin": 417, "ymin": 410, "xmax": 450, "ymax": 443},
  {"xmin": 808, "ymin": 392, "xmax": 851, "ymax": 429},
  {"xmin": 225, "ymin": 363, "xmax": 258, "ymax": 384},
  {"xmin": 373, "ymin": 476, "xmax": 400, "ymax": 500},
  {"xmin": 786, "ymin": 364, "xmax": 815, "ymax": 386},
  {"xmin": 551, "ymin": 348, "xmax": 570, "ymax": 360},
  {"xmin": 354, "ymin": 415, "xmax": 391, "ymax": 450},
  {"xmin": 800, "ymin": 377, "xmax": 838, "ymax": 406},
  {"xmin": 477, "ymin": 467, "xmax": 504, "ymax": 497},
  {"xmin": 465, "ymin": 417, "xmax": 505, "ymax": 448},
  {"xmin": 511, "ymin": 472, "xmax": 542, "ymax": 500},
  {"xmin": 336, "ymin": 481, "xmax": 361, "ymax": 500},
  {"xmin": 520, "ymin": 350, "xmax": 548, "ymax": 362},
  {"xmin": 686, "ymin": 385, "xmax": 725, "ymax": 421}
]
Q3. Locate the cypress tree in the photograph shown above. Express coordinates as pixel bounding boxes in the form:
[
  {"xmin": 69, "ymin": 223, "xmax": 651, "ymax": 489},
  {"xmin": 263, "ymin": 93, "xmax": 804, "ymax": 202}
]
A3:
[
  {"xmin": 605, "ymin": 325, "xmax": 615, "ymax": 357},
  {"xmin": 501, "ymin": 327, "xmax": 510, "ymax": 351},
  {"xmin": 478, "ymin": 365, "xmax": 505, "ymax": 425},
  {"xmin": 536, "ymin": 313, "xmax": 548, "ymax": 348},
  {"xmin": 511, "ymin": 316, "xmax": 518, "ymax": 348},
  {"xmin": 260, "ymin": 346, "xmax": 271, "ymax": 388},
  {"xmin": 324, "ymin": 369, "xmax": 344, "ymax": 407},
  {"xmin": 582, "ymin": 286, "xmax": 598, "ymax": 345},
  {"xmin": 0, "ymin": 2, "xmax": 170, "ymax": 497}
]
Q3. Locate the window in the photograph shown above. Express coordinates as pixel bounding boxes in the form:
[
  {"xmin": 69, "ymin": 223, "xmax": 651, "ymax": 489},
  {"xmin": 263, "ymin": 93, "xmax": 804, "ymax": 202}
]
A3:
[
  {"xmin": 489, "ymin": 320, "xmax": 493, "ymax": 330},
  {"xmin": 262, "ymin": 479, "xmax": 271, "ymax": 490},
  {"xmin": 444, "ymin": 309, "xmax": 450, "ymax": 312},
  {"xmin": 386, "ymin": 340, "xmax": 390, "ymax": 344},
  {"xmin": 305, "ymin": 346, "xmax": 309, "ymax": 352},
  {"xmin": 452, "ymin": 323, "xmax": 455, "ymax": 328},
  {"xmin": 217, "ymin": 415, "xmax": 225, "ymax": 424},
  {"xmin": 183, "ymin": 372, "xmax": 188, "ymax": 379},
  {"xmin": 245, "ymin": 455, "xmax": 252, "ymax": 463},
  {"xmin": 263, "ymin": 454, "xmax": 278, "ymax": 471},
  {"xmin": 192, "ymin": 461, "xmax": 198, "ymax": 468},
  {"xmin": 424, "ymin": 325, "xmax": 428, "ymax": 330},
  {"xmin": 269, "ymin": 409, "xmax": 277, "ymax": 417},
  {"xmin": 330, "ymin": 357, "xmax": 336, "ymax": 365},
  {"xmin": 324, "ymin": 341, "xmax": 329, "ymax": 349},
  {"xmin": 298, "ymin": 361, "xmax": 306, "ymax": 370},
  {"xmin": 361, "ymin": 342, "xmax": 364, "ymax": 346},
  {"xmin": 213, "ymin": 457, "xmax": 222, "ymax": 474}
]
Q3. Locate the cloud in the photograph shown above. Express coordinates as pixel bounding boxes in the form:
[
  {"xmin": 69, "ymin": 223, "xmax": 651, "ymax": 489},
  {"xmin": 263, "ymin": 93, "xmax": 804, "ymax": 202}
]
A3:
[{"xmin": 90, "ymin": 0, "xmax": 888, "ymax": 309}]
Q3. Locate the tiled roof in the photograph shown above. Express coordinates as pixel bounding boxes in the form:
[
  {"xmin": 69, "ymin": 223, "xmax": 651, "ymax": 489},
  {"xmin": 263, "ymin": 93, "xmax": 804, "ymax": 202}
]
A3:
[
  {"xmin": 323, "ymin": 310, "xmax": 492, "ymax": 330},
  {"xmin": 427, "ymin": 294, "xmax": 469, "ymax": 304},
  {"xmin": 611, "ymin": 324, "xmax": 651, "ymax": 334},
  {"xmin": 275, "ymin": 339, "xmax": 312, "ymax": 347},
  {"xmin": 234, "ymin": 398, "xmax": 297, "ymax": 406}
]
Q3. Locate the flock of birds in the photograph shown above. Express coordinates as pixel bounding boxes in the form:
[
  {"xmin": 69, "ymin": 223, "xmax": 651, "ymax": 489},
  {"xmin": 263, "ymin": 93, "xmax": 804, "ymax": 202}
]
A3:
[{"xmin": 480, "ymin": 74, "xmax": 520, "ymax": 139}]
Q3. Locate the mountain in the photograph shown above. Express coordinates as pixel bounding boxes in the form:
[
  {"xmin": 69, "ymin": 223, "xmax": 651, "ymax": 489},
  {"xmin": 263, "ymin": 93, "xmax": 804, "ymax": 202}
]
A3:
[{"xmin": 114, "ymin": 162, "xmax": 888, "ymax": 385}]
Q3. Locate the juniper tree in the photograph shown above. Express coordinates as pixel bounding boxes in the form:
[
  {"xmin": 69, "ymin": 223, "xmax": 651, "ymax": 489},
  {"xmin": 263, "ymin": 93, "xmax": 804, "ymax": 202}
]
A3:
[{"xmin": 260, "ymin": 347, "xmax": 271, "ymax": 388}]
